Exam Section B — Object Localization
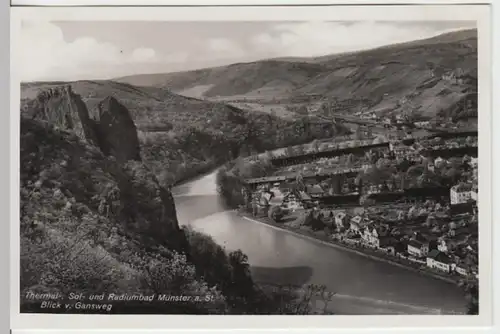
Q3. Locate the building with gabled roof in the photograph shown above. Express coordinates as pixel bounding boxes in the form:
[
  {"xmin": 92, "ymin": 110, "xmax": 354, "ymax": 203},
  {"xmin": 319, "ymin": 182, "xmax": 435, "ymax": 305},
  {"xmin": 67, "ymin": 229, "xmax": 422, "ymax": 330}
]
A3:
[
  {"xmin": 407, "ymin": 239, "xmax": 430, "ymax": 258},
  {"xmin": 426, "ymin": 250, "xmax": 452, "ymax": 273}
]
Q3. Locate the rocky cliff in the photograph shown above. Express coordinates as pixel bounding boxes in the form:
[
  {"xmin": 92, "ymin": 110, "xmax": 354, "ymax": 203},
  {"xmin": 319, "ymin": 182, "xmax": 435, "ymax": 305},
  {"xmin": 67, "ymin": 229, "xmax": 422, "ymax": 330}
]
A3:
[
  {"xmin": 22, "ymin": 86, "xmax": 141, "ymax": 163},
  {"xmin": 22, "ymin": 85, "xmax": 99, "ymax": 144},
  {"xmin": 20, "ymin": 86, "xmax": 184, "ymax": 249}
]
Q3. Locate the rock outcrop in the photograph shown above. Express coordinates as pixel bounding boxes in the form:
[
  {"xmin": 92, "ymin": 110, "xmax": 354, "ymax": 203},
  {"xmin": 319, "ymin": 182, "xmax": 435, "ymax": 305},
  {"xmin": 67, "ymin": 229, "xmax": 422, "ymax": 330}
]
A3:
[
  {"xmin": 23, "ymin": 85, "xmax": 99, "ymax": 145},
  {"xmin": 20, "ymin": 116, "xmax": 185, "ymax": 252},
  {"xmin": 23, "ymin": 86, "xmax": 141, "ymax": 163},
  {"xmin": 21, "ymin": 86, "xmax": 183, "ymax": 248},
  {"xmin": 92, "ymin": 96, "xmax": 142, "ymax": 163}
]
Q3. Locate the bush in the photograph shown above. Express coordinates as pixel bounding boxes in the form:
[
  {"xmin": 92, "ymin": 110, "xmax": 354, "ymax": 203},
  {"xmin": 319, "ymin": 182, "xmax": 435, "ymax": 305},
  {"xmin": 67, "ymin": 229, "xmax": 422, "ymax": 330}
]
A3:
[
  {"xmin": 268, "ymin": 206, "xmax": 284, "ymax": 222},
  {"xmin": 183, "ymin": 226, "xmax": 267, "ymax": 314}
]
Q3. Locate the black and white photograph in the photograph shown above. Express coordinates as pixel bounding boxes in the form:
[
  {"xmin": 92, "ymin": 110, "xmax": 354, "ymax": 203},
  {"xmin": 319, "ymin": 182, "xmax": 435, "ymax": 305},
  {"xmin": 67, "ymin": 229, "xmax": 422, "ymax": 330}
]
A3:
[{"xmin": 11, "ymin": 4, "xmax": 492, "ymax": 328}]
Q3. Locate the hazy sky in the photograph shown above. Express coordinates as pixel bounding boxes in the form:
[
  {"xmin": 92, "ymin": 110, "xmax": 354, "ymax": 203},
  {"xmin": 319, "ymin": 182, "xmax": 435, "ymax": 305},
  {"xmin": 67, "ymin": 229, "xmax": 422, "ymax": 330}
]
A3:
[{"xmin": 20, "ymin": 20, "xmax": 476, "ymax": 82}]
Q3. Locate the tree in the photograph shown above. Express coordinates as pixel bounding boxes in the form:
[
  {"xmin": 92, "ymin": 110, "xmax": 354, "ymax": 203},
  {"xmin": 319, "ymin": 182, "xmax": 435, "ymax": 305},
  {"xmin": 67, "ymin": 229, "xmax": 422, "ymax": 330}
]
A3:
[
  {"xmin": 444, "ymin": 167, "xmax": 461, "ymax": 185},
  {"xmin": 285, "ymin": 145, "xmax": 296, "ymax": 157},
  {"xmin": 424, "ymin": 215, "xmax": 436, "ymax": 227},
  {"xmin": 360, "ymin": 195, "xmax": 376, "ymax": 207},
  {"xmin": 346, "ymin": 153, "xmax": 355, "ymax": 167},
  {"xmin": 459, "ymin": 279, "xmax": 479, "ymax": 315},
  {"xmin": 354, "ymin": 125, "xmax": 363, "ymax": 141},
  {"xmin": 295, "ymin": 144, "xmax": 306, "ymax": 156},
  {"xmin": 268, "ymin": 206, "xmax": 284, "ymax": 223},
  {"xmin": 311, "ymin": 140, "xmax": 320, "ymax": 153},
  {"xmin": 465, "ymin": 136, "xmax": 476, "ymax": 146},
  {"xmin": 265, "ymin": 150, "xmax": 275, "ymax": 161},
  {"xmin": 295, "ymin": 172, "xmax": 305, "ymax": 192}
]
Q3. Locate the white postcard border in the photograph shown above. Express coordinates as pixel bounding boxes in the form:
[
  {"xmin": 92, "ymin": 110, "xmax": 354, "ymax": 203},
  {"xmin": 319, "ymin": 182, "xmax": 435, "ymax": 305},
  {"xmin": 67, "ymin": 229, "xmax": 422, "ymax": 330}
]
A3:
[{"xmin": 10, "ymin": 3, "xmax": 494, "ymax": 331}]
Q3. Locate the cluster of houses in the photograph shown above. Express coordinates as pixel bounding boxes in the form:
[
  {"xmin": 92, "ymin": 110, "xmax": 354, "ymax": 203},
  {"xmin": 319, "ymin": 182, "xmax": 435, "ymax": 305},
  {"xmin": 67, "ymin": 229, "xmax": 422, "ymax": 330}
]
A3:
[
  {"xmin": 244, "ymin": 130, "xmax": 479, "ymax": 279},
  {"xmin": 331, "ymin": 209, "xmax": 478, "ymax": 278}
]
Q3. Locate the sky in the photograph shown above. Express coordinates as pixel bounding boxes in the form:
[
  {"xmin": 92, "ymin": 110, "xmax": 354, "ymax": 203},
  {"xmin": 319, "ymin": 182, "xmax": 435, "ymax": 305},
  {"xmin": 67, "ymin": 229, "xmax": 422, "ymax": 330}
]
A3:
[{"xmin": 19, "ymin": 20, "xmax": 476, "ymax": 82}]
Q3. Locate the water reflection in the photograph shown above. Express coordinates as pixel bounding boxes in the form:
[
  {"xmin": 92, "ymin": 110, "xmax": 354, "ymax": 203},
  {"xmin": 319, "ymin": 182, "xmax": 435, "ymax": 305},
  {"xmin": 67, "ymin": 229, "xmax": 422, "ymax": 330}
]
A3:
[{"xmin": 173, "ymin": 172, "xmax": 466, "ymax": 315}]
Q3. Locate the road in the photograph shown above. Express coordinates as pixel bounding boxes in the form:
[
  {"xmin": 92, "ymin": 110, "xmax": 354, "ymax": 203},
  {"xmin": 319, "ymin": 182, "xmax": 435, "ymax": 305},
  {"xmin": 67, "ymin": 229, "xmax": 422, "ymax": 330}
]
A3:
[{"xmin": 172, "ymin": 171, "xmax": 466, "ymax": 315}]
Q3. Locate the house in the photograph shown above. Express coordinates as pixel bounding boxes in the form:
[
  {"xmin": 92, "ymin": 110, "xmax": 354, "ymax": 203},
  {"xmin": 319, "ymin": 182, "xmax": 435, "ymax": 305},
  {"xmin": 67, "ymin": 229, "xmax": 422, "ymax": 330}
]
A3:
[
  {"xmin": 335, "ymin": 211, "xmax": 348, "ymax": 229},
  {"xmin": 426, "ymin": 159, "xmax": 435, "ymax": 172},
  {"xmin": 269, "ymin": 189, "xmax": 287, "ymax": 207},
  {"xmin": 367, "ymin": 184, "xmax": 382, "ymax": 194},
  {"xmin": 306, "ymin": 184, "xmax": 325, "ymax": 198},
  {"xmin": 450, "ymin": 183, "xmax": 473, "ymax": 205},
  {"xmin": 442, "ymin": 72, "xmax": 456, "ymax": 81},
  {"xmin": 361, "ymin": 226, "xmax": 379, "ymax": 248},
  {"xmin": 407, "ymin": 239, "xmax": 429, "ymax": 258},
  {"xmin": 390, "ymin": 144, "xmax": 414, "ymax": 159},
  {"xmin": 349, "ymin": 215, "xmax": 364, "ymax": 234},
  {"xmin": 454, "ymin": 261, "xmax": 469, "ymax": 276},
  {"xmin": 379, "ymin": 236, "xmax": 396, "ymax": 255},
  {"xmin": 434, "ymin": 156, "xmax": 447, "ymax": 168},
  {"xmin": 426, "ymin": 250, "xmax": 452, "ymax": 273},
  {"xmin": 362, "ymin": 226, "xmax": 389, "ymax": 248},
  {"xmin": 297, "ymin": 191, "xmax": 313, "ymax": 206},
  {"xmin": 282, "ymin": 192, "xmax": 304, "ymax": 211},
  {"xmin": 437, "ymin": 237, "xmax": 458, "ymax": 253},
  {"xmin": 469, "ymin": 157, "xmax": 478, "ymax": 169},
  {"xmin": 415, "ymin": 121, "xmax": 430, "ymax": 128},
  {"xmin": 470, "ymin": 184, "xmax": 478, "ymax": 202}
]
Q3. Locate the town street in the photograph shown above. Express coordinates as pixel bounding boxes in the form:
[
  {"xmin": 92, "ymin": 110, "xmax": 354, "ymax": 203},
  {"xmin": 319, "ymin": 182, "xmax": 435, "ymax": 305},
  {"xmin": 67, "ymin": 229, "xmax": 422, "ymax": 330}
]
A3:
[{"xmin": 173, "ymin": 171, "xmax": 466, "ymax": 315}]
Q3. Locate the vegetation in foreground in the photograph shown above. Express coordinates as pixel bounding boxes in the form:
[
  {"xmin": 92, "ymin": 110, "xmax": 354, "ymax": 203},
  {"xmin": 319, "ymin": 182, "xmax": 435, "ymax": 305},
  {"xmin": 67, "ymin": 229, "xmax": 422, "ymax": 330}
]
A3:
[{"xmin": 20, "ymin": 87, "xmax": 335, "ymax": 314}]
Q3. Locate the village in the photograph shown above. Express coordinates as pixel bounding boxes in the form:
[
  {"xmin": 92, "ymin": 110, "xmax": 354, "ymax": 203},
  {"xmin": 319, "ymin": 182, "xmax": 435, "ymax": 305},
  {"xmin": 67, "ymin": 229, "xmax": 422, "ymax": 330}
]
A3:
[{"xmin": 241, "ymin": 125, "xmax": 479, "ymax": 283}]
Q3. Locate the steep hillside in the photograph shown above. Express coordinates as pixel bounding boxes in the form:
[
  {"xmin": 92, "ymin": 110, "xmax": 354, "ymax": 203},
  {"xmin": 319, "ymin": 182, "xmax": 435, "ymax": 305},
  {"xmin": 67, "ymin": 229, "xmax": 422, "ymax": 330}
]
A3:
[
  {"xmin": 116, "ymin": 60, "xmax": 329, "ymax": 98},
  {"xmin": 20, "ymin": 87, "xmax": 293, "ymax": 314},
  {"xmin": 21, "ymin": 82, "xmax": 348, "ymax": 186},
  {"xmin": 115, "ymin": 29, "xmax": 477, "ymax": 118}
]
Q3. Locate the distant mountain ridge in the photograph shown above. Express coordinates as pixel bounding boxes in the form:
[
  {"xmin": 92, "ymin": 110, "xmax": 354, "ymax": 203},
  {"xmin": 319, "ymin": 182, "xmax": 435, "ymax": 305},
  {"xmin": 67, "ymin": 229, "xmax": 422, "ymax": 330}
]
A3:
[{"xmin": 114, "ymin": 29, "xmax": 477, "ymax": 118}]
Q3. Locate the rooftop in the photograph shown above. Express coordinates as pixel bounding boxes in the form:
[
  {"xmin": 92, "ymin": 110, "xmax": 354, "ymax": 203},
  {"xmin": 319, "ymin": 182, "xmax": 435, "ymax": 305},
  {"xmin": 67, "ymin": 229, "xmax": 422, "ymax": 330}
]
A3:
[
  {"xmin": 336, "ymin": 211, "xmax": 347, "ymax": 219},
  {"xmin": 351, "ymin": 216, "xmax": 363, "ymax": 224},
  {"xmin": 427, "ymin": 250, "xmax": 452, "ymax": 264},
  {"xmin": 452, "ymin": 183, "xmax": 473, "ymax": 192},
  {"xmin": 307, "ymin": 184, "xmax": 325, "ymax": 195},
  {"xmin": 297, "ymin": 191, "xmax": 312, "ymax": 201},
  {"xmin": 408, "ymin": 240, "xmax": 423, "ymax": 248}
]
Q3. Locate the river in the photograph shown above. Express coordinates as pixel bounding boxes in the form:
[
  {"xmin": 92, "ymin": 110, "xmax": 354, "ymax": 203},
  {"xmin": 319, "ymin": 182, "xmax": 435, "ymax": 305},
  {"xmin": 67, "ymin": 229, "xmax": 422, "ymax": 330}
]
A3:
[{"xmin": 172, "ymin": 171, "xmax": 466, "ymax": 315}]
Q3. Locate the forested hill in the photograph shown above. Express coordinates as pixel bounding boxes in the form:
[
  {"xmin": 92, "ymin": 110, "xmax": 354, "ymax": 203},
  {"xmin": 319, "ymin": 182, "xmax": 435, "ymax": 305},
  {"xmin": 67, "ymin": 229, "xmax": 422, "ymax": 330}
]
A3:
[{"xmin": 21, "ymin": 81, "xmax": 349, "ymax": 186}]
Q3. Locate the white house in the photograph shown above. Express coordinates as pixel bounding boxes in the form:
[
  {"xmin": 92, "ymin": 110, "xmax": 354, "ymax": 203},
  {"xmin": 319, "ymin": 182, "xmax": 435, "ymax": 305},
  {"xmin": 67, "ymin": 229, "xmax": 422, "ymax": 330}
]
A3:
[
  {"xmin": 281, "ymin": 192, "xmax": 303, "ymax": 211},
  {"xmin": 455, "ymin": 264, "xmax": 469, "ymax": 276},
  {"xmin": 434, "ymin": 156, "xmax": 447, "ymax": 168},
  {"xmin": 469, "ymin": 157, "xmax": 478, "ymax": 169},
  {"xmin": 426, "ymin": 250, "xmax": 452, "ymax": 273},
  {"xmin": 407, "ymin": 240, "xmax": 429, "ymax": 258},
  {"xmin": 349, "ymin": 215, "xmax": 363, "ymax": 234},
  {"xmin": 470, "ymin": 184, "xmax": 478, "ymax": 202},
  {"xmin": 362, "ymin": 227, "xmax": 380, "ymax": 248},
  {"xmin": 437, "ymin": 238, "xmax": 449, "ymax": 253},
  {"xmin": 450, "ymin": 183, "xmax": 473, "ymax": 205},
  {"xmin": 335, "ymin": 211, "xmax": 348, "ymax": 229},
  {"xmin": 415, "ymin": 121, "xmax": 430, "ymax": 128}
]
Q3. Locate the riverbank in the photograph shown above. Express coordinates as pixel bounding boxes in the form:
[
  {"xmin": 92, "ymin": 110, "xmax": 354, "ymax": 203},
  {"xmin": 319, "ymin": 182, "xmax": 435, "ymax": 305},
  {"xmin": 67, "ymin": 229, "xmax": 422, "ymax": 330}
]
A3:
[{"xmin": 240, "ymin": 212, "xmax": 461, "ymax": 285}]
